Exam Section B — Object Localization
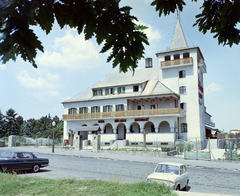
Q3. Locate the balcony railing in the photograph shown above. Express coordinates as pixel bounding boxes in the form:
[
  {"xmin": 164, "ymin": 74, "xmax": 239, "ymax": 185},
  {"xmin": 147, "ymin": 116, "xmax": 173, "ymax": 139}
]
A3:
[
  {"xmin": 198, "ymin": 59, "xmax": 207, "ymax": 73},
  {"xmin": 161, "ymin": 57, "xmax": 193, "ymax": 68},
  {"xmin": 63, "ymin": 108, "xmax": 186, "ymax": 120}
]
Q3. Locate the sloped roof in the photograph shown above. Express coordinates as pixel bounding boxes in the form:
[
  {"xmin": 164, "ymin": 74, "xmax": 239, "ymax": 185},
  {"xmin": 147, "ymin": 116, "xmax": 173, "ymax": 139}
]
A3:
[
  {"xmin": 63, "ymin": 67, "xmax": 178, "ymax": 103},
  {"xmin": 170, "ymin": 20, "xmax": 188, "ymax": 50}
]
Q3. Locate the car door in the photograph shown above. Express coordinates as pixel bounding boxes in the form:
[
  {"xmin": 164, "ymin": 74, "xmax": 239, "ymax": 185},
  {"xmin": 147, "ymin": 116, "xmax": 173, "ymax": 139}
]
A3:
[{"xmin": 179, "ymin": 165, "xmax": 188, "ymax": 188}]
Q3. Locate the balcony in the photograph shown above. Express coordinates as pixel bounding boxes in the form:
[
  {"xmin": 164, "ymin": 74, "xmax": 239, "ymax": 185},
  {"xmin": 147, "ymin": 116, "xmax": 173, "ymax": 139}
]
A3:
[
  {"xmin": 198, "ymin": 59, "xmax": 207, "ymax": 73},
  {"xmin": 63, "ymin": 108, "xmax": 186, "ymax": 120},
  {"xmin": 161, "ymin": 57, "xmax": 193, "ymax": 68}
]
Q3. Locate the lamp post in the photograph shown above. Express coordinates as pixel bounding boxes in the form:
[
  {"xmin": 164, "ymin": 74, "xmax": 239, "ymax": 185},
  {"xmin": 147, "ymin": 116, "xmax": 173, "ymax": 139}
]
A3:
[{"xmin": 52, "ymin": 121, "xmax": 56, "ymax": 153}]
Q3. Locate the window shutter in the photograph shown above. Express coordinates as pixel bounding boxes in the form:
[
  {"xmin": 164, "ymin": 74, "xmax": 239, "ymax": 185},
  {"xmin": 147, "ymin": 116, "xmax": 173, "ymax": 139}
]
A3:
[
  {"xmin": 111, "ymin": 105, "xmax": 113, "ymax": 112},
  {"xmin": 115, "ymin": 105, "xmax": 118, "ymax": 111},
  {"xmin": 68, "ymin": 109, "xmax": 71, "ymax": 114},
  {"xmin": 122, "ymin": 104, "xmax": 125, "ymax": 111},
  {"xmin": 105, "ymin": 89, "xmax": 108, "ymax": 95},
  {"xmin": 103, "ymin": 106, "xmax": 106, "ymax": 112},
  {"xmin": 86, "ymin": 107, "xmax": 88, "ymax": 113},
  {"xmin": 112, "ymin": 88, "xmax": 115, "ymax": 94},
  {"xmin": 79, "ymin": 107, "xmax": 82, "ymax": 114},
  {"xmin": 100, "ymin": 89, "xmax": 103, "ymax": 95},
  {"xmin": 98, "ymin": 106, "xmax": 100, "ymax": 112},
  {"xmin": 93, "ymin": 90, "xmax": 96, "ymax": 96},
  {"xmin": 117, "ymin": 87, "xmax": 120, "ymax": 94},
  {"xmin": 123, "ymin": 87, "xmax": 125, "ymax": 93},
  {"xmin": 91, "ymin": 107, "xmax": 93, "ymax": 113}
]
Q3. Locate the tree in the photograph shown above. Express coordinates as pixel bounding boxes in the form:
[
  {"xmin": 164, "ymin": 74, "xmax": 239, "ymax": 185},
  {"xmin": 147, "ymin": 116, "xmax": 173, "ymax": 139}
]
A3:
[
  {"xmin": 23, "ymin": 121, "xmax": 32, "ymax": 137},
  {"xmin": 1, "ymin": 1, "xmax": 239, "ymax": 71},
  {"xmin": 0, "ymin": 0, "xmax": 148, "ymax": 72},
  {"xmin": 5, "ymin": 108, "xmax": 18, "ymax": 136},
  {"xmin": 151, "ymin": 0, "xmax": 240, "ymax": 47}
]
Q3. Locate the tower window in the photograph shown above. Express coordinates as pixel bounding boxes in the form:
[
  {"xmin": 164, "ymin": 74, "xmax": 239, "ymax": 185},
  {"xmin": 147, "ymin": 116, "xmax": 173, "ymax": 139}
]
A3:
[
  {"xmin": 164, "ymin": 55, "xmax": 170, "ymax": 61},
  {"xmin": 181, "ymin": 123, "xmax": 188, "ymax": 133},
  {"xmin": 179, "ymin": 70, "xmax": 186, "ymax": 78},
  {"xmin": 180, "ymin": 103, "xmax": 187, "ymax": 110},
  {"xmin": 180, "ymin": 86, "xmax": 186, "ymax": 94},
  {"xmin": 174, "ymin": 54, "xmax": 180, "ymax": 59},
  {"xmin": 183, "ymin": 52, "xmax": 189, "ymax": 58}
]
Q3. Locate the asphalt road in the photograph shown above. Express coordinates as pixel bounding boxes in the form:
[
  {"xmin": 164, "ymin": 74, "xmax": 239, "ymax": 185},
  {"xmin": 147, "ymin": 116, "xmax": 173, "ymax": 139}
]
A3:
[{"xmin": 19, "ymin": 153, "xmax": 240, "ymax": 195}]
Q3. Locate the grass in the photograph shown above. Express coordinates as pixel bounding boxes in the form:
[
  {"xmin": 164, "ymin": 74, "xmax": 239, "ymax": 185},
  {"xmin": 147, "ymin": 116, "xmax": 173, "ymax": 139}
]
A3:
[{"xmin": 0, "ymin": 173, "xmax": 177, "ymax": 196}]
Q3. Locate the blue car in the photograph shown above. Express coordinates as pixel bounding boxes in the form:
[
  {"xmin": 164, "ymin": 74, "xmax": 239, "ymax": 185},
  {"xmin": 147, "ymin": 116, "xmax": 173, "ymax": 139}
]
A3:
[{"xmin": 0, "ymin": 151, "xmax": 49, "ymax": 173}]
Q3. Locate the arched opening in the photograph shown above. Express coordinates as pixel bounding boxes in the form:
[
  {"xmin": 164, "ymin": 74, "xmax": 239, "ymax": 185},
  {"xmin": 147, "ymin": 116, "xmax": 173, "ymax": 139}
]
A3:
[
  {"xmin": 164, "ymin": 55, "xmax": 170, "ymax": 61},
  {"xmin": 144, "ymin": 122, "xmax": 155, "ymax": 133},
  {"xmin": 130, "ymin": 122, "xmax": 140, "ymax": 133},
  {"xmin": 104, "ymin": 123, "xmax": 113, "ymax": 134},
  {"xmin": 159, "ymin": 121, "xmax": 170, "ymax": 133},
  {"xmin": 183, "ymin": 52, "xmax": 189, "ymax": 58},
  {"xmin": 117, "ymin": 123, "xmax": 126, "ymax": 140},
  {"xmin": 174, "ymin": 54, "xmax": 180, "ymax": 59}
]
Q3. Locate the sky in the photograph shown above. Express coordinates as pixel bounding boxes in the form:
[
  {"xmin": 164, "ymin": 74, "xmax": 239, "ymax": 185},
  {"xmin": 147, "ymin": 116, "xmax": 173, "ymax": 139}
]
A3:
[{"xmin": 0, "ymin": 0, "xmax": 240, "ymax": 132}]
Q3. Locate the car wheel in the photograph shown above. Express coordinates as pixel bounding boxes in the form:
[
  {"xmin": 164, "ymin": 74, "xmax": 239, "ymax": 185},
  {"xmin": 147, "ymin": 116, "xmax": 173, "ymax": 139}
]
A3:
[
  {"xmin": 32, "ymin": 164, "xmax": 40, "ymax": 173},
  {"xmin": 183, "ymin": 180, "xmax": 189, "ymax": 191},
  {"xmin": 176, "ymin": 184, "xmax": 180, "ymax": 191}
]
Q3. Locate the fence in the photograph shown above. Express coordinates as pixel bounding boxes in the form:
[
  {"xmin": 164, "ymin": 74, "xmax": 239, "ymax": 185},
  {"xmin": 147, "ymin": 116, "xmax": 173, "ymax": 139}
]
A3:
[
  {"xmin": 176, "ymin": 138, "xmax": 211, "ymax": 160},
  {"xmin": 0, "ymin": 136, "xmax": 63, "ymax": 147}
]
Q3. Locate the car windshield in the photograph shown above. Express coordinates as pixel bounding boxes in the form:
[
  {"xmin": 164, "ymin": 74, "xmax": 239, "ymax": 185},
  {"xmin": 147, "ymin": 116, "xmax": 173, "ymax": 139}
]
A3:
[
  {"xmin": 155, "ymin": 164, "xmax": 179, "ymax": 175},
  {"xmin": 0, "ymin": 151, "xmax": 13, "ymax": 158}
]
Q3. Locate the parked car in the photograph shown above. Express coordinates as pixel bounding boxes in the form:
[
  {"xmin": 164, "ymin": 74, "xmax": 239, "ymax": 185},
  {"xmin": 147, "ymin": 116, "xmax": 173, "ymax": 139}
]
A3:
[
  {"xmin": 0, "ymin": 150, "xmax": 49, "ymax": 173},
  {"xmin": 147, "ymin": 162, "xmax": 189, "ymax": 191}
]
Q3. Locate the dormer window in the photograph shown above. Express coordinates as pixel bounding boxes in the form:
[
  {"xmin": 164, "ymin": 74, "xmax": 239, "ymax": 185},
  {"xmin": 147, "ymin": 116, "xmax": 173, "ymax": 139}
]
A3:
[
  {"xmin": 93, "ymin": 89, "xmax": 103, "ymax": 96},
  {"xmin": 105, "ymin": 88, "xmax": 114, "ymax": 95},
  {"xmin": 133, "ymin": 85, "xmax": 139, "ymax": 92},
  {"xmin": 117, "ymin": 87, "xmax": 125, "ymax": 94}
]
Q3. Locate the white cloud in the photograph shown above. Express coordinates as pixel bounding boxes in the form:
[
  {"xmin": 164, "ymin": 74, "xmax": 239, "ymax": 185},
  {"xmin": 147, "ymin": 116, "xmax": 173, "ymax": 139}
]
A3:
[
  {"xmin": 17, "ymin": 70, "xmax": 61, "ymax": 90},
  {"xmin": 136, "ymin": 21, "xmax": 162, "ymax": 41},
  {"xmin": 206, "ymin": 83, "xmax": 224, "ymax": 92},
  {"xmin": 31, "ymin": 90, "xmax": 61, "ymax": 101},
  {"xmin": 37, "ymin": 29, "xmax": 100, "ymax": 69}
]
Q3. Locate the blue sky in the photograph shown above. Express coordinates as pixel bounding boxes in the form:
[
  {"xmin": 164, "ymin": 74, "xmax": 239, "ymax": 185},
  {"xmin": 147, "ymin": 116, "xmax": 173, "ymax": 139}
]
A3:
[{"xmin": 0, "ymin": 0, "xmax": 240, "ymax": 132}]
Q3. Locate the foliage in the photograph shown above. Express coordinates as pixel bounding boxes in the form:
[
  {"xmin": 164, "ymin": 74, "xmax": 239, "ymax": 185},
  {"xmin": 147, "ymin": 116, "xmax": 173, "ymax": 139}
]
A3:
[
  {"xmin": 161, "ymin": 146, "xmax": 170, "ymax": 152},
  {"xmin": 1, "ymin": 0, "xmax": 240, "ymax": 71},
  {"xmin": 0, "ymin": 0, "xmax": 148, "ymax": 72},
  {"xmin": 0, "ymin": 108, "xmax": 63, "ymax": 139},
  {"xmin": 151, "ymin": 0, "xmax": 240, "ymax": 47},
  {"xmin": 176, "ymin": 140, "xmax": 184, "ymax": 152},
  {"xmin": 0, "ymin": 173, "xmax": 177, "ymax": 196}
]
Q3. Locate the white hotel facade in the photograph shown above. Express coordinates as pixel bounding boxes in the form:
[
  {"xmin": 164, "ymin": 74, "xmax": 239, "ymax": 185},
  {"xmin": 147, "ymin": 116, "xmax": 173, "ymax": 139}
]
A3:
[{"xmin": 62, "ymin": 20, "xmax": 215, "ymax": 149}]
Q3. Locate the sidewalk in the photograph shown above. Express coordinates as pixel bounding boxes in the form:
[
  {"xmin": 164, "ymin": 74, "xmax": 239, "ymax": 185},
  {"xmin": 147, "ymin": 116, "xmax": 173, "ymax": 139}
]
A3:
[{"xmin": 2, "ymin": 146, "xmax": 240, "ymax": 171}]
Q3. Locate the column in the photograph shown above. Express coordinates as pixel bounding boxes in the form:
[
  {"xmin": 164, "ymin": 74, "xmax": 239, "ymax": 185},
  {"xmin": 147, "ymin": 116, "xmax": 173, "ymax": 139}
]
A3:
[
  {"xmin": 126, "ymin": 128, "xmax": 130, "ymax": 133},
  {"xmin": 155, "ymin": 128, "xmax": 158, "ymax": 133}
]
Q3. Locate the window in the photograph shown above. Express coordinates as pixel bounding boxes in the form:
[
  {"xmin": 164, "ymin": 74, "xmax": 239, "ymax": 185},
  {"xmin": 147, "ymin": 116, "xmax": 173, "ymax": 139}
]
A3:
[
  {"xmin": 133, "ymin": 85, "xmax": 139, "ymax": 92},
  {"xmin": 164, "ymin": 55, "xmax": 170, "ymax": 61},
  {"xmin": 79, "ymin": 107, "xmax": 88, "ymax": 113},
  {"xmin": 105, "ymin": 88, "xmax": 114, "ymax": 95},
  {"xmin": 91, "ymin": 106, "xmax": 100, "ymax": 113},
  {"xmin": 183, "ymin": 52, "xmax": 189, "ymax": 58},
  {"xmin": 180, "ymin": 103, "xmax": 187, "ymax": 110},
  {"xmin": 103, "ymin": 105, "xmax": 112, "ymax": 112},
  {"xmin": 93, "ymin": 89, "xmax": 103, "ymax": 96},
  {"xmin": 181, "ymin": 123, "xmax": 188, "ymax": 133},
  {"xmin": 179, "ymin": 70, "xmax": 186, "ymax": 78},
  {"xmin": 179, "ymin": 86, "xmax": 186, "ymax": 94},
  {"xmin": 174, "ymin": 54, "xmax": 180, "ymax": 59},
  {"xmin": 116, "ymin": 104, "xmax": 124, "ymax": 111},
  {"xmin": 151, "ymin": 105, "xmax": 155, "ymax": 109},
  {"xmin": 117, "ymin": 87, "xmax": 125, "ymax": 94},
  {"xmin": 68, "ymin": 108, "xmax": 77, "ymax": 114}
]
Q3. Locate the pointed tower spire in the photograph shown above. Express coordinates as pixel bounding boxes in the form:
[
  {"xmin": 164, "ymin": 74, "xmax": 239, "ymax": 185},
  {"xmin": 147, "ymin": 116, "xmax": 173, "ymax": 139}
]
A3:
[{"xmin": 170, "ymin": 20, "xmax": 188, "ymax": 50}]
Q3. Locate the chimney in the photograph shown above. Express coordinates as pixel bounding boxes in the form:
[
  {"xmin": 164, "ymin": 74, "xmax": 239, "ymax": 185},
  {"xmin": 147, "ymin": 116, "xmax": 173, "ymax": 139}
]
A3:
[{"xmin": 145, "ymin": 58, "xmax": 152, "ymax": 68}]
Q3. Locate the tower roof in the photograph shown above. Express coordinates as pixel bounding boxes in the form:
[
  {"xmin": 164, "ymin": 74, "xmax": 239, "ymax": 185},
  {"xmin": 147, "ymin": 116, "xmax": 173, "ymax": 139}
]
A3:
[{"xmin": 170, "ymin": 20, "xmax": 188, "ymax": 50}]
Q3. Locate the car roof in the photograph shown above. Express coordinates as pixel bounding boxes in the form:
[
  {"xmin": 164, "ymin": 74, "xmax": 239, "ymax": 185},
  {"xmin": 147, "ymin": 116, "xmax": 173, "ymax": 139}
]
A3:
[
  {"xmin": 0, "ymin": 150, "xmax": 33, "ymax": 153},
  {"xmin": 157, "ymin": 162, "xmax": 185, "ymax": 167}
]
